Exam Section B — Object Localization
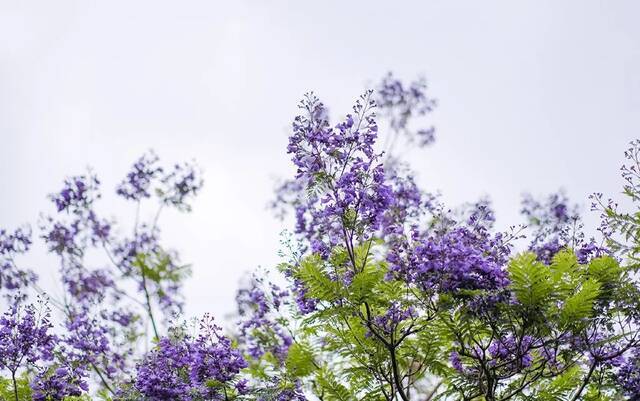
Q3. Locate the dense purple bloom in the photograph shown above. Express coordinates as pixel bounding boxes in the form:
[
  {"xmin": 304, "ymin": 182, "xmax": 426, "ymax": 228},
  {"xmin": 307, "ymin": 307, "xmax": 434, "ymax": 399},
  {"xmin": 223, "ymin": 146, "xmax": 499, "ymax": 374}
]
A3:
[
  {"xmin": 190, "ymin": 315, "xmax": 248, "ymax": 396},
  {"xmin": 488, "ymin": 335, "xmax": 535, "ymax": 370},
  {"xmin": 134, "ymin": 336, "xmax": 193, "ymax": 401},
  {"xmin": 287, "ymin": 92, "xmax": 393, "ymax": 254},
  {"xmin": 617, "ymin": 347, "xmax": 640, "ymax": 398},
  {"xmin": 388, "ymin": 226, "xmax": 510, "ymax": 294},
  {"xmin": 31, "ymin": 361, "xmax": 90, "ymax": 401},
  {"xmin": 134, "ymin": 315, "xmax": 246, "ymax": 401},
  {"xmin": 0, "ymin": 299, "xmax": 56, "ymax": 375},
  {"xmin": 64, "ymin": 313, "xmax": 111, "ymax": 364}
]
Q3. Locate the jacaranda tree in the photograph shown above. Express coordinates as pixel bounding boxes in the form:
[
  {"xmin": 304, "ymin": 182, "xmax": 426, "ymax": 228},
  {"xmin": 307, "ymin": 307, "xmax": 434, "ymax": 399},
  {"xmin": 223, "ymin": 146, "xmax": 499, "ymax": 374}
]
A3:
[{"xmin": 1, "ymin": 74, "xmax": 639, "ymax": 401}]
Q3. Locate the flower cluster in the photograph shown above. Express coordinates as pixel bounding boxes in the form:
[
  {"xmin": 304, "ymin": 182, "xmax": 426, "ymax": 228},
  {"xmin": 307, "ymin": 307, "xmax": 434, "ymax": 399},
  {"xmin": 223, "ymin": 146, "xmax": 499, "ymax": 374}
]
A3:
[
  {"xmin": 50, "ymin": 174, "xmax": 101, "ymax": 213},
  {"xmin": 288, "ymin": 91, "xmax": 394, "ymax": 258},
  {"xmin": 387, "ymin": 226, "xmax": 510, "ymax": 294},
  {"xmin": 0, "ymin": 226, "xmax": 36, "ymax": 296},
  {"xmin": 617, "ymin": 347, "xmax": 640, "ymax": 398},
  {"xmin": 160, "ymin": 162, "xmax": 203, "ymax": 211},
  {"xmin": 520, "ymin": 191, "xmax": 605, "ymax": 263},
  {"xmin": 116, "ymin": 151, "xmax": 163, "ymax": 201},
  {"xmin": 376, "ymin": 72, "xmax": 437, "ymax": 148},
  {"xmin": 133, "ymin": 315, "xmax": 246, "ymax": 401},
  {"xmin": 488, "ymin": 335, "xmax": 535, "ymax": 370},
  {"xmin": 32, "ymin": 362, "xmax": 89, "ymax": 401},
  {"xmin": 236, "ymin": 274, "xmax": 292, "ymax": 364},
  {"xmin": 0, "ymin": 299, "xmax": 56, "ymax": 376},
  {"xmin": 117, "ymin": 150, "xmax": 203, "ymax": 211},
  {"xmin": 372, "ymin": 302, "xmax": 416, "ymax": 335}
]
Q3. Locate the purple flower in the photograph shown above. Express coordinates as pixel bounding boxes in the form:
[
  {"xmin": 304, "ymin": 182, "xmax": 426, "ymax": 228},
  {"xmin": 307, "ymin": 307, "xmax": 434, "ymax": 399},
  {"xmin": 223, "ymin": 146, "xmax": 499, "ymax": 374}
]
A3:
[
  {"xmin": 388, "ymin": 226, "xmax": 510, "ymax": 294},
  {"xmin": 236, "ymin": 274, "xmax": 293, "ymax": 363},
  {"xmin": 0, "ymin": 298, "xmax": 56, "ymax": 375},
  {"xmin": 134, "ymin": 315, "xmax": 246, "ymax": 401},
  {"xmin": 50, "ymin": 174, "xmax": 100, "ymax": 213},
  {"xmin": 487, "ymin": 335, "xmax": 535, "ymax": 370},
  {"xmin": 287, "ymin": 91, "xmax": 393, "ymax": 257},
  {"xmin": 375, "ymin": 72, "xmax": 437, "ymax": 148},
  {"xmin": 0, "ymin": 226, "xmax": 37, "ymax": 294},
  {"xmin": 160, "ymin": 161, "xmax": 203, "ymax": 211},
  {"xmin": 450, "ymin": 351, "xmax": 464, "ymax": 373},
  {"xmin": 617, "ymin": 347, "xmax": 640, "ymax": 397},
  {"xmin": 116, "ymin": 151, "xmax": 163, "ymax": 201},
  {"xmin": 372, "ymin": 302, "xmax": 416, "ymax": 335},
  {"xmin": 520, "ymin": 192, "xmax": 591, "ymax": 263},
  {"xmin": 31, "ymin": 361, "xmax": 90, "ymax": 401}
]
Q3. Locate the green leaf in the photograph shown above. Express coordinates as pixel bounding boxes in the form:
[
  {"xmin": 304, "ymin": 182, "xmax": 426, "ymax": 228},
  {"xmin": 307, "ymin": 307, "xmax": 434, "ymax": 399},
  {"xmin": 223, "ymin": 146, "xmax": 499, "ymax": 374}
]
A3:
[
  {"xmin": 349, "ymin": 264, "xmax": 384, "ymax": 303},
  {"xmin": 508, "ymin": 253, "xmax": 553, "ymax": 307},
  {"xmin": 560, "ymin": 278, "xmax": 601, "ymax": 325},
  {"xmin": 317, "ymin": 369, "xmax": 355, "ymax": 401},
  {"xmin": 285, "ymin": 343, "xmax": 316, "ymax": 378},
  {"xmin": 298, "ymin": 255, "xmax": 340, "ymax": 301},
  {"xmin": 0, "ymin": 374, "xmax": 32, "ymax": 401},
  {"xmin": 588, "ymin": 256, "xmax": 621, "ymax": 284},
  {"xmin": 533, "ymin": 365, "xmax": 581, "ymax": 401}
]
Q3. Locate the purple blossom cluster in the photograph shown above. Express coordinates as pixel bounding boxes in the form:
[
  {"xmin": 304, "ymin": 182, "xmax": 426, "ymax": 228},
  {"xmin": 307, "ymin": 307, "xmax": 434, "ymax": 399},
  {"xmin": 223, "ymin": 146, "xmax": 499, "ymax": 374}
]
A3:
[
  {"xmin": 449, "ymin": 350, "xmax": 464, "ymax": 373},
  {"xmin": 0, "ymin": 226, "xmax": 36, "ymax": 295},
  {"xmin": 236, "ymin": 274, "xmax": 293, "ymax": 364},
  {"xmin": 116, "ymin": 151, "xmax": 163, "ymax": 201},
  {"xmin": 160, "ymin": 162, "xmax": 203, "ymax": 211},
  {"xmin": 487, "ymin": 335, "xmax": 535, "ymax": 369},
  {"xmin": 376, "ymin": 72, "xmax": 437, "ymax": 148},
  {"xmin": 0, "ymin": 299, "xmax": 55, "ymax": 376},
  {"xmin": 50, "ymin": 174, "xmax": 101, "ymax": 213},
  {"xmin": 0, "ymin": 298, "xmax": 94, "ymax": 401},
  {"xmin": 617, "ymin": 347, "xmax": 640, "ymax": 398},
  {"xmin": 288, "ymin": 91, "xmax": 393, "ymax": 258},
  {"xmin": 0, "ymin": 151, "xmax": 203, "ymax": 397},
  {"xmin": 379, "ymin": 165, "xmax": 431, "ymax": 238},
  {"xmin": 133, "ymin": 315, "xmax": 246, "ymax": 401},
  {"xmin": 372, "ymin": 302, "xmax": 416, "ymax": 335},
  {"xmin": 520, "ymin": 192, "xmax": 606, "ymax": 264},
  {"xmin": 32, "ymin": 362, "xmax": 90, "ymax": 401},
  {"xmin": 387, "ymin": 226, "xmax": 510, "ymax": 294},
  {"xmin": 117, "ymin": 150, "xmax": 203, "ymax": 211}
]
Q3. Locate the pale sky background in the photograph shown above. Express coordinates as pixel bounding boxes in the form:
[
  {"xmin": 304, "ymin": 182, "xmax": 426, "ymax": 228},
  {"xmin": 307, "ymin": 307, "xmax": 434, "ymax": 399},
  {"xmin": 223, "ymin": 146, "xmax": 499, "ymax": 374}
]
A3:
[{"xmin": 1, "ymin": 1, "xmax": 639, "ymax": 322}]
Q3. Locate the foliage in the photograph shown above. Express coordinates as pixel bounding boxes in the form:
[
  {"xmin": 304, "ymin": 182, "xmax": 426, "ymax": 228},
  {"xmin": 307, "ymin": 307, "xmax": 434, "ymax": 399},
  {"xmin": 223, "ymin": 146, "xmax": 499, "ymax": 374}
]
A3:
[{"xmin": 0, "ymin": 74, "xmax": 639, "ymax": 401}]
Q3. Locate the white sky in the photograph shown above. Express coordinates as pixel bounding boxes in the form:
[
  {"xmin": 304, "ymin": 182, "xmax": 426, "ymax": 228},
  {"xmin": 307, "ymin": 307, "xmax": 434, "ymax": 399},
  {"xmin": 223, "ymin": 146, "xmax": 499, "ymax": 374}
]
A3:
[{"xmin": 1, "ymin": 0, "xmax": 639, "ymax": 322}]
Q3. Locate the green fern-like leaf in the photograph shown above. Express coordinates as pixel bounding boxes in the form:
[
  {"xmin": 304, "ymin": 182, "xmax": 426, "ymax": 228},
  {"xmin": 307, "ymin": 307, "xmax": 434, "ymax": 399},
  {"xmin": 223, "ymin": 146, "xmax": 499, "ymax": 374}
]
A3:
[
  {"xmin": 508, "ymin": 253, "xmax": 553, "ymax": 308},
  {"xmin": 285, "ymin": 343, "xmax": 317, "ymax": 378},
  {"xmin": 560, "ymin": 278, "xmax": 601, "ymax": 325},
  {"xmin": 298, "ymin": 255, "xmax": 340, "ymax": 301},
  {"xmin": 317, "ymin": 369, "xmax": 355, "ymax": 401}
]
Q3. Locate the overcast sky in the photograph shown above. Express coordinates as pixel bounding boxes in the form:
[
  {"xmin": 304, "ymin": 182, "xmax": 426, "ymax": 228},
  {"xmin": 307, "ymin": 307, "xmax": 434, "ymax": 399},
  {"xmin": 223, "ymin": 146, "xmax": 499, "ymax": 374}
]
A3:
[{"xmin": 1, "ymin": 0, "xmax": 639, "ymax": 322}]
